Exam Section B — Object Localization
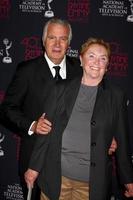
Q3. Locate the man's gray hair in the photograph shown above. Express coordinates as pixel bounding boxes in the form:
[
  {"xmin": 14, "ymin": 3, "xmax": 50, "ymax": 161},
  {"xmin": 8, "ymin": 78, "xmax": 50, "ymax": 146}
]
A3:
[{"xmin": 42, "ymin": 18, "xmax": 72, "ymax": 45}]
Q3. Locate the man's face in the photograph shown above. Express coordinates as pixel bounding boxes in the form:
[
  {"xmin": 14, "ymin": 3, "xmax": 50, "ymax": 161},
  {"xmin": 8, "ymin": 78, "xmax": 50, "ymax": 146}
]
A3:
[{"xmin": 43, "ymin": 23, "xmax": 70, "ymax": 64}]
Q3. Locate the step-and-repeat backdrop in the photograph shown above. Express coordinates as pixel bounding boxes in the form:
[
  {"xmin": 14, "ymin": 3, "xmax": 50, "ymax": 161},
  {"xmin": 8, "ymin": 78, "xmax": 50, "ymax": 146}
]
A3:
[{"xmin": 0, "ymin": 0, "xmax": 133, "ymax": 199}]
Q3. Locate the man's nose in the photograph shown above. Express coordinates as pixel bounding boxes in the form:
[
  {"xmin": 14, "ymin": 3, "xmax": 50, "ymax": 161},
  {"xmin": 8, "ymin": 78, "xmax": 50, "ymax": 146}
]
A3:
[{"xmin": 55, "ymin": 39, "xmax": 60, "ymax": 46}]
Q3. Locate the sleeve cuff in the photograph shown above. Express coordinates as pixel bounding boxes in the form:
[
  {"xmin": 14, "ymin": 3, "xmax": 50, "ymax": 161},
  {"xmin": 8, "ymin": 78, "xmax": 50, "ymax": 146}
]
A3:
[{"xmin": 28, "ymin": 121, "xmax": 35, "ymax": 135}]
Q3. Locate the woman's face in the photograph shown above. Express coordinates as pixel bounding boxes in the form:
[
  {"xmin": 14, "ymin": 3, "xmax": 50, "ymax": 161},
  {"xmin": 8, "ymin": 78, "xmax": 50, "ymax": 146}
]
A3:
[{"xmin": 80, "ymin": 44, "xmax": 109, "ymax": 82}]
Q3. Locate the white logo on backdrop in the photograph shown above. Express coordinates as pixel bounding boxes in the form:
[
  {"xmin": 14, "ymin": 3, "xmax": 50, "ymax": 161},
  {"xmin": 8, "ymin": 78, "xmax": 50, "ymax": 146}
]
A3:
[
  {"xmin": 19, "ymin": 0, "xmax": 55, "ymax": 18},
  {"xmin": 99, "ymin": 1, "xmax": 127, "ymax": 17},
  {"xmin": 67, "ymin": 47, "xmax": 79, "ymax": 58},
  {"xmin": 0, "ymin": 38, "xmax": 12, "ymax": 64},
  {"xmin": 0, "ymin": 132, "xmax": 5, "ymax": 156},
  {"xmin": 127, "ymin": 0, "xmax": 133, "ymax": 22},
  {"xmin": 2, "ymin": 38, "xmax": 12, "ymax": 63},
  {"xmin": 44, "ymin": 0, "xmax": 54, "ymax": 17},
  {"xmin": 4, "ymin": 184, "xmax": 24, "ymax": 200}
]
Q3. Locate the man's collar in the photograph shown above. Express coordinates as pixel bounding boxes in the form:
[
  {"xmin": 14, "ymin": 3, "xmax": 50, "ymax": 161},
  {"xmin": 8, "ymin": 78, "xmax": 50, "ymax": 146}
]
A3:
[{"xmin": 44, "ymin": 52, "xmax": 66, "ymax": 69}]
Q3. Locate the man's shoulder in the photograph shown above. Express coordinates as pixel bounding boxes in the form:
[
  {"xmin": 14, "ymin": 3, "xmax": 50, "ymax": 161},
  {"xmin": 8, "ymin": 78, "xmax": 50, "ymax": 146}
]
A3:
[
  {"xmin": 66, "ymin": 55, "xmax": 80, "ymax": 65},
  {"xmin": 13, "ymin": 56, "xmax": 46, "ymax": 78},
  {"xmin": 18, "ymin": 56, "xmax": 44, "ymax": 68},
  {"xmin": 66, "ymin": 55, "xmax": 82, "ymax": 76}
]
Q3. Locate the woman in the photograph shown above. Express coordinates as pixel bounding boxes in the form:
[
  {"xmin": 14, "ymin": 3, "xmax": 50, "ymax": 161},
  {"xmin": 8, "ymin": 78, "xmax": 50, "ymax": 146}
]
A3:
[{"xmin": 25, "ymin": 38, "xmax": 133, "ymax": 200}]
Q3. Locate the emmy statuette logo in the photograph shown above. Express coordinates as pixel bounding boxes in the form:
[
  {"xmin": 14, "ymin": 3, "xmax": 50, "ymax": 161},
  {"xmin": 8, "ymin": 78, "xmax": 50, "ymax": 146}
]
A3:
[
  {"xmin": 2, "ymin": 38, "xmax": 12, "ymax": 63},
  {"xmin": 44, "ymin": 0, "xmax": 54, "ymax": 18},
  {"xmin": 127, "ymin": 0, "xmax": 133, "ymax": 22}
]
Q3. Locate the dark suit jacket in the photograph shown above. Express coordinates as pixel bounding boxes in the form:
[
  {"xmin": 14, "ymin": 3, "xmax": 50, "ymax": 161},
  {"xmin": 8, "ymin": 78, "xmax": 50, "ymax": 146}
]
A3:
[
  {"xmin": 0, "ymin": 55, "xmax": 82, "ymax": 174},
  {"xmin": 29, "ymin": 76, "xmax": 133, "ymax": 200}
]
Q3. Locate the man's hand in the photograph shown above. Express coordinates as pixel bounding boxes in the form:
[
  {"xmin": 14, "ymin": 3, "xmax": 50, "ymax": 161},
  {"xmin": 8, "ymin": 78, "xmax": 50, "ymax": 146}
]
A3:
[
  {"xmin": 108, "ymin": 137, "xmax": 117, "ymax": 155},
  {"xmin": 24, "ymin": 169, "xmax": 39, "ymax": 188},
  {"xmin": 124, "ymin": 183, "xmax": 133, "ymax": 197},
  {"xmin": 31, "ymin": 113, "xmax": 52, "ymax": 135}
]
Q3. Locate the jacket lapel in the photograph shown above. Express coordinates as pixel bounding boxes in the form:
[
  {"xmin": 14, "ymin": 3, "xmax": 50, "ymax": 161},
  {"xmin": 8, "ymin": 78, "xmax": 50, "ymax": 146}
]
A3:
[
  {"xmin": 91, "ymin": 79, "xmax": 108, "ymax": 140},
  {"xmin": 64, "ymin": 76, "xmax": 82, "ymax": 119},
  {"xmin": 38, "ymin": 56, "xmax": 53, "ymax": 81}
]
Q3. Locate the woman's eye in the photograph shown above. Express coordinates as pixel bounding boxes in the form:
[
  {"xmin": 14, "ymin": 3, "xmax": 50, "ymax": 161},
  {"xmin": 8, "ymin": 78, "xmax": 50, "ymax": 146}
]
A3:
[
  {"xmin": 88, "ymin": 54, "xmax": 94, "ymax": 58},
  {"xmin": 100, "ymin": 57, "xmax": 108, "ymax": 62}
]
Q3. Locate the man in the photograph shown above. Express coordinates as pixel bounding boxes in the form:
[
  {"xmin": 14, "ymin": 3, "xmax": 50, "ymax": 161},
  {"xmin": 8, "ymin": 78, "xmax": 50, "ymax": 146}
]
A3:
[
  {"xmin": 0, "ymin": 18, "xmax": 82, "ymax": 200},
  {"xmin": 24, "ymin": 38, "xmax": 131, "ymax": 200}
]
